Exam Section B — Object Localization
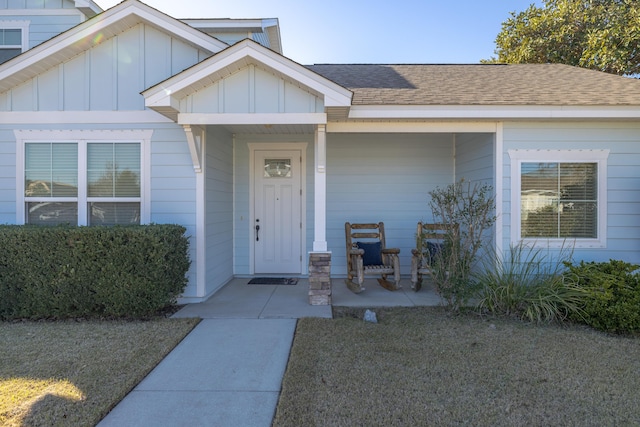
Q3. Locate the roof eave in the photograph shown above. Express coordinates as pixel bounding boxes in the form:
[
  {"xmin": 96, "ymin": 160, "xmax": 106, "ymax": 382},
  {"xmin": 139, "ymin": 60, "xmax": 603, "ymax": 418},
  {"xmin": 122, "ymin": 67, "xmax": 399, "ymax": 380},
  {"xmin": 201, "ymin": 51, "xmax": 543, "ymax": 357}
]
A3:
[{"xmin": 348, "ymin": 104, "xmax": 640, "ymax": 120}]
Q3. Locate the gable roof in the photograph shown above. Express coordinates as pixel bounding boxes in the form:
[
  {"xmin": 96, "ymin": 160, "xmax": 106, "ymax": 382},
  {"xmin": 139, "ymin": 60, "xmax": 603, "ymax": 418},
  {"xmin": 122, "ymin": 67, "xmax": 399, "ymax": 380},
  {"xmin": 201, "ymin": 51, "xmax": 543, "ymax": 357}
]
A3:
[
  {"xmin": 143, "ymin": 39, "xmax": 352, "ymax": 122},
  {"xmin": 0, "ymin": 0, "xmax": 227, "ymax": 93},
  {"xmin": 307, "ymin": 63, "xmax": 640, "ymax": 107}
]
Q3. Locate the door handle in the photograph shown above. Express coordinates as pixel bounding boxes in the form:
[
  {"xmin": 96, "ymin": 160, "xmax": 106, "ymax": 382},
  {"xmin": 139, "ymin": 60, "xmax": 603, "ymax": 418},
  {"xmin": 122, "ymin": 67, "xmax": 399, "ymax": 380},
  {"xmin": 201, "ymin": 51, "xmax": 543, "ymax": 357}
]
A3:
[{"xmin": 255, "ymin": 224, "xmax": 260, "ymax": 241}]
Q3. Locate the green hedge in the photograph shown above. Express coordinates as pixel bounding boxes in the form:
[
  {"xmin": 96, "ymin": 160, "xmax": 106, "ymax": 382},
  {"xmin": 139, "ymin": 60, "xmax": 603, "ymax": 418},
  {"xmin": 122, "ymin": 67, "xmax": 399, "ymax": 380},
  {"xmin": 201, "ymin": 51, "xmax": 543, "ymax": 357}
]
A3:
[
  {"xmin": 564, "ymin": 260, "xmax": 640, "ymax": 334},
  {"xmin": 0, "ymin": 224, "xmax": 190, "ymax": 320}
]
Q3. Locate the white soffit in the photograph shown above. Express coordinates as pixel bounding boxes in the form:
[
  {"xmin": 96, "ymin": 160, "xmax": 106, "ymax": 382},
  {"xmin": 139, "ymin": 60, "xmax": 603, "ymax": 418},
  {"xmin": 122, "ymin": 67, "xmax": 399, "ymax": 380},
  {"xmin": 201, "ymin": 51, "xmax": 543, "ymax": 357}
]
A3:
[
  {"xmin": 143, "ymin": 39, "xmax": 353, "ymax": 118},
  {"xmin": 0, "ymin": 0, "xmax": 227, "ymax": 93}
]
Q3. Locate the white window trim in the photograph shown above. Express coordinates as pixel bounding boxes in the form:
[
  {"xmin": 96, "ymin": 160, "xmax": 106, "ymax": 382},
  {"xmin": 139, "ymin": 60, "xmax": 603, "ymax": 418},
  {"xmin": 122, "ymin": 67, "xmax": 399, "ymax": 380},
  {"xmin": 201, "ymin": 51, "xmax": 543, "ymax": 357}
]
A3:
[
  {"xmin": 15, "ymin": 129, "xmax": 152, "ymax": 225},
  {"xmin": 508, "ymin": 149, "xmax": 609, "ymax": 249},
  {"xmin": 0, "ymin": 20, "xmax": 29, "ymax": 53}
]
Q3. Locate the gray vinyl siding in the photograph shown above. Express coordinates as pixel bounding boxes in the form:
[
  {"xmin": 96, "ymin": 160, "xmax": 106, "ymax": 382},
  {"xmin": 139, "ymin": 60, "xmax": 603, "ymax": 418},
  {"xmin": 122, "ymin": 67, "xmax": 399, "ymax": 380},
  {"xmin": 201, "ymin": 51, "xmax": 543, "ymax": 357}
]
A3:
[
  {"xmin": 205, "ymin": 126, "xmax": 234, "ymax": 294},
  {"xmin": 502, "ymin": 121, "xmax": 640, "ymax": 265},
  {"xmin": 0, "ymin": 23, "xmax": 211, "ymax": 112}
]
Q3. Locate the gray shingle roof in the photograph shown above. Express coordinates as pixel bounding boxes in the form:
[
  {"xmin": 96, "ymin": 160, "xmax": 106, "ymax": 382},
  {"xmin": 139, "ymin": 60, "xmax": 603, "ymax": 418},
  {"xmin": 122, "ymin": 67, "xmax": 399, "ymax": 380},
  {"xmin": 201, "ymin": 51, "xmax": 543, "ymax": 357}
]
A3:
[{"xmin": 306, "ymin": 63, "xmax": 640, "ymax": 106}]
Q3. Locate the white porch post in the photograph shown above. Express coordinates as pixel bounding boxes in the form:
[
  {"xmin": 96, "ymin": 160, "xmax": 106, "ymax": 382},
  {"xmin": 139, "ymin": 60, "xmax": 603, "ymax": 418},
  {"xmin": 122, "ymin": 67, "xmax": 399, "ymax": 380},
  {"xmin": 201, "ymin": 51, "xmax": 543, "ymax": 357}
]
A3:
[{"xmin": 313, "ymin": 124, "xmax": 328, "ymax": 251}]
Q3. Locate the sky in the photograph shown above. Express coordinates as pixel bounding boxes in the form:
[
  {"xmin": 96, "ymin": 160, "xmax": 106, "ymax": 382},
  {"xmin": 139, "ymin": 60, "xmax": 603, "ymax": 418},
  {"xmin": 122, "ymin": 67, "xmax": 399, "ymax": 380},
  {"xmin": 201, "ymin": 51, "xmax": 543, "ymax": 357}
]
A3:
[{"xmin": 95, "ymin": 0, "xmax": 542, "ymax": 65}]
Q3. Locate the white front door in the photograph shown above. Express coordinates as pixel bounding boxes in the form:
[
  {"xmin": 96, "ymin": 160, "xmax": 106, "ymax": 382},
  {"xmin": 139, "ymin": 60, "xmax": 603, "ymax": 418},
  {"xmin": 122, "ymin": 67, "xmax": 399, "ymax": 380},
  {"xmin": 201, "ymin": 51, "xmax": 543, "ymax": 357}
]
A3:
[{"xmin": 253, "ymin": 150, "xmax": 302, "ymax": 273}]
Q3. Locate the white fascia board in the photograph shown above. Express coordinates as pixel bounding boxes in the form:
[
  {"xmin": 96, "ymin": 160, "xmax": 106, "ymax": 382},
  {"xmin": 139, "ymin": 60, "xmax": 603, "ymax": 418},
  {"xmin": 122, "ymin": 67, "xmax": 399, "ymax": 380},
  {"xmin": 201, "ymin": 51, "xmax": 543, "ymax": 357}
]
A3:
[
  {"xmin": 177, "ymin": 112, "xmax": 327, "ymax": 125},
  {"xmin": 143, "ymin": 40, "xmax": 352, "ymax": 109},
  {"xmin": 0, "ymin": 1, "xmax": 225, "ymax": 85},
  {"xmin": 327, "ymin": 122, "xmax": 498, "ymax": 133},
  {"xmin": 182, "ymin": 19, "xmax": 265, "ymax": 30},
  {"xmin": 1, "ymin": 110, "xmax": 173, "ymax": 124},
  {"xmin": 349, "ymin": 105, "xmax": 640, "ymax": 120}
]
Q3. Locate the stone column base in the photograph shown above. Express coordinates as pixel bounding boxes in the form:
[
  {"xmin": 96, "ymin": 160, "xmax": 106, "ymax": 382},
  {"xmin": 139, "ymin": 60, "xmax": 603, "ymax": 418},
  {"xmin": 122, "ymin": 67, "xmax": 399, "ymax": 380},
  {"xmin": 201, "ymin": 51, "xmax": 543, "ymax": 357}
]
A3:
[{"xmin": 308, "ymin": 252, "xmax": 331, "ymax": 305}]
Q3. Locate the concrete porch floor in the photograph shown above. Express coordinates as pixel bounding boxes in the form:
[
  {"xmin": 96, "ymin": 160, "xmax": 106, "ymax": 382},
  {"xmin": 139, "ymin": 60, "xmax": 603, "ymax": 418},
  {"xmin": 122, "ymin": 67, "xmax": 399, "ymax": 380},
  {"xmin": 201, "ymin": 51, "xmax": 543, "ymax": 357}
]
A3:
[{"xmin": 172, "ymin": 276, "xmax": 445, "ymax": 319}]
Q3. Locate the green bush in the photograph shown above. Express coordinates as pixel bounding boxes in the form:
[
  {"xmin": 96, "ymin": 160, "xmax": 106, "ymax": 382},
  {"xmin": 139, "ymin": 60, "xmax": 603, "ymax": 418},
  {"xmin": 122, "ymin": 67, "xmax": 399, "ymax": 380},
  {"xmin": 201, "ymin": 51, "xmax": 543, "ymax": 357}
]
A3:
[
  {"xmin": 475, "ymin": 243, "xmax": 586, "ymax": 323},
  {"xmin": 564, "ymin": 260, "xmax": 640, "ymax": 333},
  {"xmin": 0, "ymin": 224, "xmax": 190, "ymax": 320},
  {"xmin": 428, "ymin": 179, "xmax": 496, "ymax": 311}
]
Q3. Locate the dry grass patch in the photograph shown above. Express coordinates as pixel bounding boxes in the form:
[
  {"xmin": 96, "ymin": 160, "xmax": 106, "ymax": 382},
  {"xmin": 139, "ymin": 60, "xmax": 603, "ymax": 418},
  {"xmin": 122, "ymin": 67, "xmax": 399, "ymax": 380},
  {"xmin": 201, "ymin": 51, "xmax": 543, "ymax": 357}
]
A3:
[
  {"xmin": 274, "ymin": 307, "xmax": 640, "ymax": 426},
  {"xmin": 0, "ymin": 318, "xmax": 199, "ymax": 427}
]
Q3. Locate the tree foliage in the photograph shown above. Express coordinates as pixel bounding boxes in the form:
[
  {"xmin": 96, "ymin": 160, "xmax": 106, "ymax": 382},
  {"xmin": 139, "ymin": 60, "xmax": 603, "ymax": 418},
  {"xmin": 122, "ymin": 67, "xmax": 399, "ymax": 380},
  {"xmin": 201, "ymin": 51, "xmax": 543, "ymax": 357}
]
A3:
[{"xmin": 485, "ymin": 0, "xmax": 640, "ymax": 76}]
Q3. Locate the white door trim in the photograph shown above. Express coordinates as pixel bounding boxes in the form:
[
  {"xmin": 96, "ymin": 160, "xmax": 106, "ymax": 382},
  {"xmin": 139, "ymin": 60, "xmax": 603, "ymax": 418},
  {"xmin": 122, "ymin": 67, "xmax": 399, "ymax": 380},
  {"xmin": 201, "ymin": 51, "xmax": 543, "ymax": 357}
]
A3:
[{"xmin": 248, "ymin": 142, "xmax": 307, "ymax": 274}]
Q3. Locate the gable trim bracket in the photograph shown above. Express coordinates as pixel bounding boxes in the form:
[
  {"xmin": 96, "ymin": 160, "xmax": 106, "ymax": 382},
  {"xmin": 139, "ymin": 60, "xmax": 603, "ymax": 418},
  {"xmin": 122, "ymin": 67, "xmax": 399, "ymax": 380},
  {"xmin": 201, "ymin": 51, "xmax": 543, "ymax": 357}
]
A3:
[{"xmin": 183, "ymin": 124, "xmax": 204, "ymax": 173}]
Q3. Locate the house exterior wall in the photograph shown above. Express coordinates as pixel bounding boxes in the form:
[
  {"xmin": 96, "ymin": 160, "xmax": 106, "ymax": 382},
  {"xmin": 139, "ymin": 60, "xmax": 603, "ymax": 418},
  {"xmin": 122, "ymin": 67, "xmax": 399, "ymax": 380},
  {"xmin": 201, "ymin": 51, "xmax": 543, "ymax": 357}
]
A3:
[
  {"xmin": 326, "ymin": 133, "xmax": 459, "ymax": 276},
  {"xmin": 204, "ymin": 126, "xmax": 234, "ymax": 295},
  {"xmin": 147, "ymin": 124, "xmax": 198, "ymax": 297},
  {"xmin": 502, "ymin": 121, "xmax": 640, "ymax": 265},
  {"xmin": 0, "ymin": 127, "xmax": 16, "ymax": 224},
  {"xmin": 1, "ymin": 13, "xmax": 82, "ymax": 49},
  {"xmin": 0, "ymin": 23, "xmax": 211, "ymax": 112},
  {"xmin": 455, "ymin": 133, "xmax": 494, "ymax": 185}
]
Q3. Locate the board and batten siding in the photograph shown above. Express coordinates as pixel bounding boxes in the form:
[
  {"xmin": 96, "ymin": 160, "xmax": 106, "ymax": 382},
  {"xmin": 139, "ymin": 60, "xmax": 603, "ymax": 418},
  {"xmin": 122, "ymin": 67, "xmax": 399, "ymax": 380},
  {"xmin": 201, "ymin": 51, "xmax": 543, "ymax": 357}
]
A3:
[
  {"xmin": 502, "ymin": 121, "xmax": 640, "ymax": 265},
  {"xmin": 183, "ymin": 64, "xmax": 324, "ymax": 114},
  {"xmin": 204, "ymin": 126, "xmax": 234, "ymax": 294},
  {"xmin": 0, "ymin": 23, "xmax": 211, "ymax": 112}
]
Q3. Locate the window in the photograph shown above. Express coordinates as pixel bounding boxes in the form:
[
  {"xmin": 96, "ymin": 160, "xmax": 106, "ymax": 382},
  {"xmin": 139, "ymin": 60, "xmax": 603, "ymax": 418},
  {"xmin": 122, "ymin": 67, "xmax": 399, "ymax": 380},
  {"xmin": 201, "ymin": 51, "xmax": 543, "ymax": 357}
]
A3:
[
  {"xmin": 0, "ymin": 22, "xmax": 28, "ymax": 63},
  {"xmin": 509, "ymin": 149, "xmax": 608, "ymax": 248},
  {"xmin": 17, "ymin": 130, "xmax": 151, "ymax": 226}
]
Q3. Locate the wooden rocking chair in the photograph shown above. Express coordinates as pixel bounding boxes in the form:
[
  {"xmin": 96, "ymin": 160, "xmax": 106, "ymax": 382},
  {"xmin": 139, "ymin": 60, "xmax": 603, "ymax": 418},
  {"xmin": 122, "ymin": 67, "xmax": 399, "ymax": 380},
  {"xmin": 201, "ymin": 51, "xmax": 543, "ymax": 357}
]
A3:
[
  {"xmin": 345, "ymin": 222, "xmax": 401, "ymax": 293},
  {"xmin": 410, "ymin": 222, "xmax": 452, "ymax": 291}
]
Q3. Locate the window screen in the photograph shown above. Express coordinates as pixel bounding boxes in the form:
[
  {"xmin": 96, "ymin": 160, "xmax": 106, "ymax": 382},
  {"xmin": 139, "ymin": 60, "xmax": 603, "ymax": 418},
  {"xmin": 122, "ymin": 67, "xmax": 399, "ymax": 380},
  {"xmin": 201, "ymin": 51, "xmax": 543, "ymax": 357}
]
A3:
[{"xmin": 521, "ymin": 162, "xmax": 597, "ymax": 238}]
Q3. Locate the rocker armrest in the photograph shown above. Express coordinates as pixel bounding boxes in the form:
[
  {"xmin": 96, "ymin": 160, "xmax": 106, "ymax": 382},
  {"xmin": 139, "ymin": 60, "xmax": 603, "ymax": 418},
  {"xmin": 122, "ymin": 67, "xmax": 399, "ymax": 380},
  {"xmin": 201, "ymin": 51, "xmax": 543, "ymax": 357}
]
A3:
[
  {"xmin": 382, "ymin": 248, "xmax": 400, "ymax": 255},
  {"xmin": 411, "ymin": 248, "xmax": 420, "ymax": 256},
  {"xmin": 349, "ymin": 248, "xmax": 365, "ymax": 256}
]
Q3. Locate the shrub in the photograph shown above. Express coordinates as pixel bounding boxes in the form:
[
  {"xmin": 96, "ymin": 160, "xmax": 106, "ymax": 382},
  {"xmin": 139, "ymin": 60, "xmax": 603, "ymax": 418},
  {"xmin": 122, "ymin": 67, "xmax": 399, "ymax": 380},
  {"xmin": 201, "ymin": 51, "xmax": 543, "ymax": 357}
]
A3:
[
  {"xmin": 428, "ymin": 179, "xmax": 496, "ymax": 310},
  {"xmin": 564, "ymin": 260, "xmax": 640, "ymax": 333},
  {"xmin": 0, "ymin": 224, "xmax": 190, "ymax": 320},
  {"xmin": 475, "ymin": 243, "xmax": 586, "ymax": 323}
]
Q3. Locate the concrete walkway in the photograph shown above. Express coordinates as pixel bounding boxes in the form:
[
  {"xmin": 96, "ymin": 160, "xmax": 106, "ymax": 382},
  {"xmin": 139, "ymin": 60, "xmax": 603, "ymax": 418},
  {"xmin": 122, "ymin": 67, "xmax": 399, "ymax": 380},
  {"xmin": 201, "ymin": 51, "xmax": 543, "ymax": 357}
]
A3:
[{"xmin": 98, "ymin": 277, "xmax": 442, "ymax": 426}]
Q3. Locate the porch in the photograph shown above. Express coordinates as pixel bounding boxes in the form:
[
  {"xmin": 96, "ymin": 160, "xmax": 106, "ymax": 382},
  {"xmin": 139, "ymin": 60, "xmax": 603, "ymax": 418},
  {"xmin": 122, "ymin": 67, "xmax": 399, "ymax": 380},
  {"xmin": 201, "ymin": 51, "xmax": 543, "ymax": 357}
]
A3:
[{"xmin": 173, "ymin": 277, "xmax": 444, "ymax": 319}]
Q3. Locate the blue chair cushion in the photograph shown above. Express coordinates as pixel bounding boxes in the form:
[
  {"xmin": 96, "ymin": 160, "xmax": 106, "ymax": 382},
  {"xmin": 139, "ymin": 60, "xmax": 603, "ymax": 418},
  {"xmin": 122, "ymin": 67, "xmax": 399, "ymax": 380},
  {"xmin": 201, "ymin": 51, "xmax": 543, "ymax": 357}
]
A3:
[
  {"xmin": 426, "ymin": 241, "xmax": 444, "ymax": 265},
  {"xmin": 356, "ymin": 241, "xmax": 383, "ymax": 266}
]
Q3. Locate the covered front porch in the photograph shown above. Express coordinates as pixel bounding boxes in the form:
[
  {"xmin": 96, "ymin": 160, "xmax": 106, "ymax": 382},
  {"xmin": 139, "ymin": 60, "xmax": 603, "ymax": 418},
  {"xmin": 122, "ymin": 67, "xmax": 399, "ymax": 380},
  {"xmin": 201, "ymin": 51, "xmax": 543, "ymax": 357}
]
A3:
[{"xmin": 142, "ymin": 38, "xmax": 500, "ymax": 303}]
